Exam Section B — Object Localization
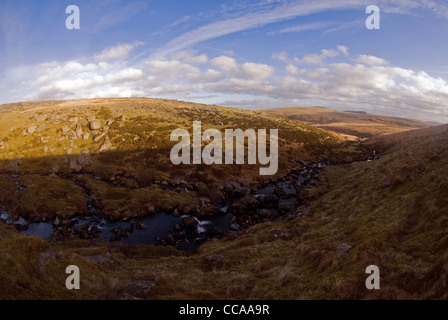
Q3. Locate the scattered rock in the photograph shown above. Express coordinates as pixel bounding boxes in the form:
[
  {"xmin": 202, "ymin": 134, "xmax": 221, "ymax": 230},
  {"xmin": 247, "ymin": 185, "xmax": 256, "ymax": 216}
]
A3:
[
  {"xmin": 269, "ymin": 229, "xmax": 289, "ymax": 240},
  {"xmin": 82, "ymin": 132, "xmax": 90, "ymax": 140},
  {"xmin": 336, "ymin": 243, "xmax": 352, "ymax": 255}
]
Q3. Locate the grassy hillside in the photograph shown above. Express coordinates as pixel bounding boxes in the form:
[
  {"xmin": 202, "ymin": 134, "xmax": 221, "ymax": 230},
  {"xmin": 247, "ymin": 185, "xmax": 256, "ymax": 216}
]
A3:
[
  {"xmin": 259, "ymin": 107, "xmax": 430, "ymax": 138},
  {"xmin": 0, "ymin": 98, "xmax": 342, "ymax": 221}
]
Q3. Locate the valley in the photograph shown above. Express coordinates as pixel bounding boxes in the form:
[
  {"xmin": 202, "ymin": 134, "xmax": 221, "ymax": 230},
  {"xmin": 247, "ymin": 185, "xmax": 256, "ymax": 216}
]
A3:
[{"xmin": 0, "ymin": 98, "xmax": 446, "ymax": 300}]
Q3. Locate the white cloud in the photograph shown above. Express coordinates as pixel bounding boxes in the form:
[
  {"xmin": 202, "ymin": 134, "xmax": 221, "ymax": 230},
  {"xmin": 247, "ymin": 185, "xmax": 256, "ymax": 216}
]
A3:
[
  {"xmin": 241, "ymin": 62, "xmax": 275, "ymax": 80},
  {"xmin": 94, "ymin": 41, "xmax": 144, "ymax": 62},
  {"xmin": 187, "ymin": 69, "xmax": 222, "ymax": 83},
  {"xmin": 301, "ymin": 49, "xmax": 339, "ymax": 65},
  {"xmin": 355, "ymin": 54, "xmax": 388, "ymax": 66},
  {"xmin": 11, "ymin": 41, "xmax": 448, "ymax": 123},
  {"xmin": 209, "ymin": 56, "xmax": 239, "ymax": 73}
]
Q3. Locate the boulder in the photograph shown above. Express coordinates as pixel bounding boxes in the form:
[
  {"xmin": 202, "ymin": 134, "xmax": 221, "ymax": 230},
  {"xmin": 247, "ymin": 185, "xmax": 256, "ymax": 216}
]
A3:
[
  {"xmin": 230, "ymin": 223, "xmax": 240, "ymax": 231},
  {"xmin": 75, "ymin": 123, "xmax": 83, "ymax": 138},
  {"xmin": 27, "ymin": 125, "xmax": 37, "ymax": 134},
  {"xmin": 89, "ymin": 120, "xmax": 102, "ymax": 130},
  {"xmin": 99, "ymin": 139, "xmax": 112, "ymax": 152},
  {"xmin": 61, "ymin": 125, "xmax": 71, "ymax": 134},
  {"xmin": 182, "ymin": 216, "xmax": 199, "ymax": 233},
  {"xmin": 52, "ymin": 217, "xmax": 60, "ymax": 227},
  {"xmin": 336, "ymin": 243, "xmax": 352, "ymax": 255},
  {"xmin": 69, "ymin": 130, "xmax": 78, "ymax": 140}
]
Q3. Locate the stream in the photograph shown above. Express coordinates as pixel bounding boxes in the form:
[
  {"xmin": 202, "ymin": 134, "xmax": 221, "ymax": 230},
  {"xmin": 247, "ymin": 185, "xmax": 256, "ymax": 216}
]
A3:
[{"xmin": 0, "ymin": 161, "xmax": 328, "ymax": 249}]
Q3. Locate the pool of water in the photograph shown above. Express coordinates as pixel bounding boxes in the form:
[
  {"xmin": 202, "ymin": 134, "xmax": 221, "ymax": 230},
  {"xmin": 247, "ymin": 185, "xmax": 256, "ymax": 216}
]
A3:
[
  {"xmin": 108, "ymin": 213, "xmax": 181, "ymax": 245},
  {"xmin": 22, "ymin": 222, "xmax": 54, "ymax": 239}
]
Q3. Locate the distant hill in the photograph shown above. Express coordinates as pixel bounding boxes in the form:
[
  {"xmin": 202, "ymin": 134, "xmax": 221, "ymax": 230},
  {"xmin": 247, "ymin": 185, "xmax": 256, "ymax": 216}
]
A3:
[{"xmin": 259, "ymin": 107, "xmax": 430, "ymax": 138}]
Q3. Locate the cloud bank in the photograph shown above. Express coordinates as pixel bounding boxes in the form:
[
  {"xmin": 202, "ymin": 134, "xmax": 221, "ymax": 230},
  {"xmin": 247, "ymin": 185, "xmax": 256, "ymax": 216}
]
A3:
[{"xmin": 13, "ymin": 41, "xmax": 447, "ymax": 122}]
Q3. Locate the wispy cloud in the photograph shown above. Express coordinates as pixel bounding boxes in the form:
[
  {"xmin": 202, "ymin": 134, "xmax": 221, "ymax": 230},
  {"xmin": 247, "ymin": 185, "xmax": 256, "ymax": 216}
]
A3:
[
  {"xmin": 152, "ymin": 0, "xmax": 448, "ymax": 58},
  {"xmin": 94, "ymin": 41, "xmax": 144, "ymax": 61},
  {"xmin": 268, "ymin": 21, "xmax": 334, "ymax": 35},
  {"xmin": 152, "ymin": 0, "xmax": 369, "ymax": 57}
]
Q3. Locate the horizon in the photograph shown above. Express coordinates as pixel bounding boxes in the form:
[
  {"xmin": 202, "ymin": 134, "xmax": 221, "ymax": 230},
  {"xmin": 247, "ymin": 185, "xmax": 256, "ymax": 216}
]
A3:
[
  {"xmin": 0, "ymin": 96, "xmax": 445, "ymax": 125},
  {"xmin": 1, "ymin": 0, "xmax": 448, "ymax": 122}
]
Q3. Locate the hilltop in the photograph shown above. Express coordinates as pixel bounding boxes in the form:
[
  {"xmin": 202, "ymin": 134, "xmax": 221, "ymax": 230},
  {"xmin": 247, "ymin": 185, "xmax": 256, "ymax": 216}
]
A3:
[
  {"xmin": 0, "ymin": 98, "xmax": 343, "ymax": 222},
  {"xmin": 259, "ymin": 106, "xmax": 430, "ymax": 138}
]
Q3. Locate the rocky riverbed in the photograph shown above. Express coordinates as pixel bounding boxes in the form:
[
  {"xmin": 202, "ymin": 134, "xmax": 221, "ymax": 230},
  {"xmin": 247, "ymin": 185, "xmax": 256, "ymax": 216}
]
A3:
[{"xmin": 0, "ymin": 160, "xmax": 337, "ymax": 250}]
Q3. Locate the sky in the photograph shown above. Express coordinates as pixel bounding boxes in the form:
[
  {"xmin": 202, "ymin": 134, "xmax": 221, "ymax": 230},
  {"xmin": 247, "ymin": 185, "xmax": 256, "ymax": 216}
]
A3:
[{"xmin": 0, "ymin": 0, "xmax": 448, "ymax": 122}]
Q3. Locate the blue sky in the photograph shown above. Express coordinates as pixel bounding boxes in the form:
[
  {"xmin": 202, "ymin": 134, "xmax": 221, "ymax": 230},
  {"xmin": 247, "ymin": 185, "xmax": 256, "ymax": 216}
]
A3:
[{"xmin": 1, "ymin": 0, "xmax": 448, "ymax": 122}]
